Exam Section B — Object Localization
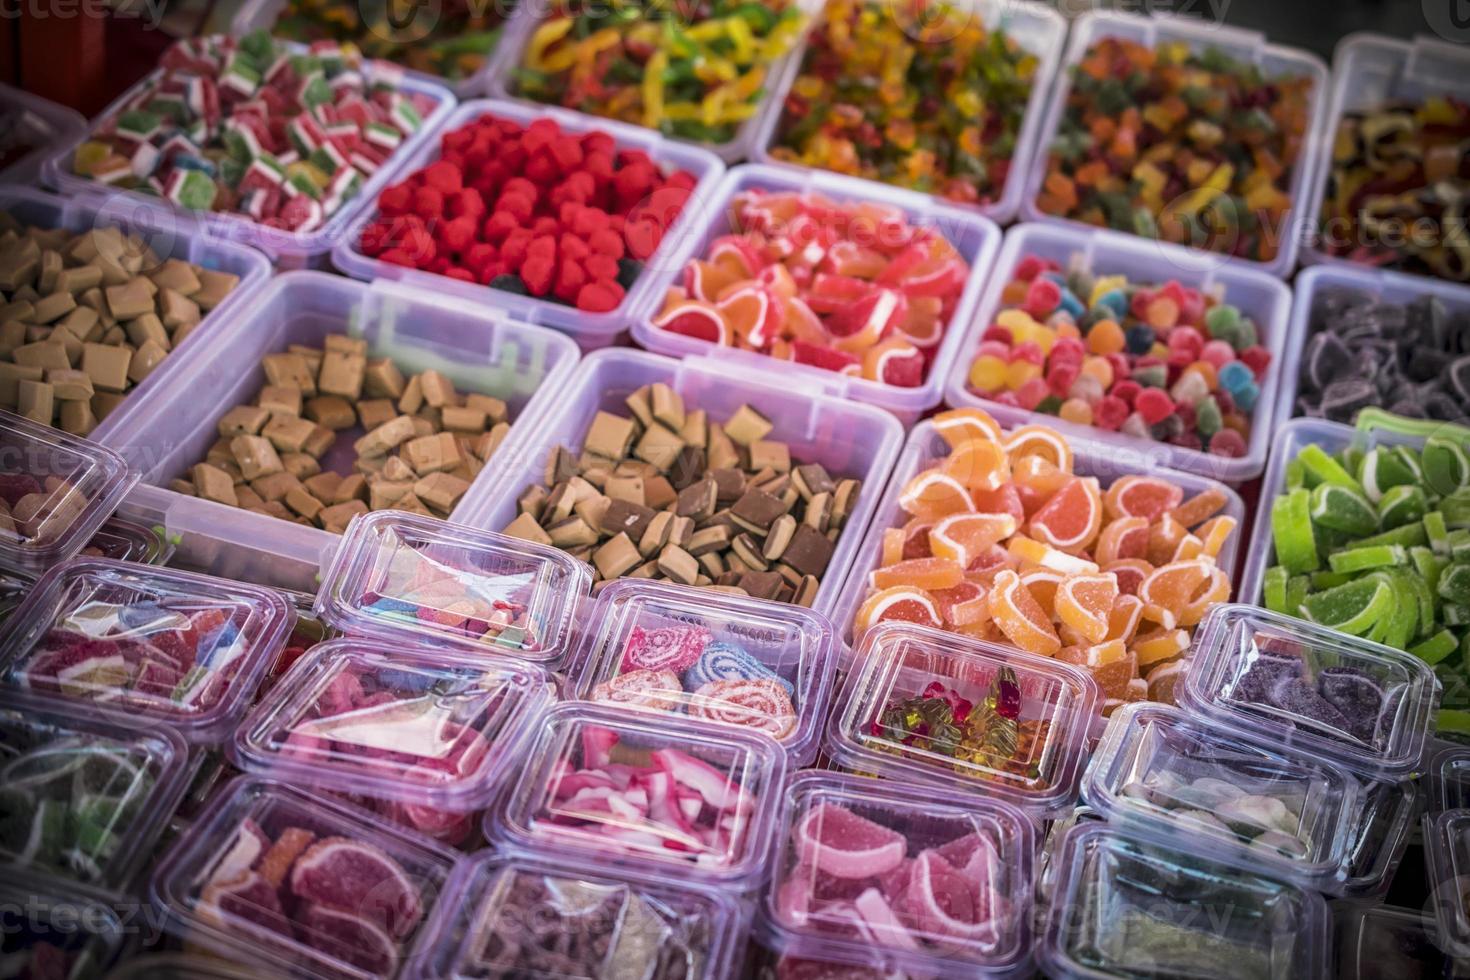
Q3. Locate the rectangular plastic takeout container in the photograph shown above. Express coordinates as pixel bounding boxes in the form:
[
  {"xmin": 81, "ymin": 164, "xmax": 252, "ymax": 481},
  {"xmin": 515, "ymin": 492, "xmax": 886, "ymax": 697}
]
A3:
[
  {"xmin": 333, "ymin": 98, "xmax": 725, "ymax": 350},
  {"xmin": 628, "ymin": 163, "xmax": 1002, "ymax": 425},
  {"xmin": 941, "ymin": 222, "xmax": 1295, "ymax": 483},
  {"xmin": 0, "ymin": 84, "xmax": 88, "ymax": 186}
]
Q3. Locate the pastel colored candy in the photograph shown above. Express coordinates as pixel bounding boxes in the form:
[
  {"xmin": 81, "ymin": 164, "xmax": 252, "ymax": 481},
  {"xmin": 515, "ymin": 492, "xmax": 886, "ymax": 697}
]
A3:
[
  {"xmin": 620, "ymin": 624, "xmax": 711, "ymax": 674},
  {"xmin": 683, "ymin": 641, "xmax": 795, "ymax": 696},
  {"xmin": 688, "ymin": 678, "xmax": 797, "ymax": 740},
  {"xmin": 589, "ymin": 668, "xmax": 684, "ymax": 710}
]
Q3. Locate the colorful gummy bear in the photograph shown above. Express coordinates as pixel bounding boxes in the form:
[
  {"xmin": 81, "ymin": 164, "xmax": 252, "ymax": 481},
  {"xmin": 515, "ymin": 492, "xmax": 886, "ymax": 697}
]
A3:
[{"xmin": 964, "ymin": 253, "xmax": 1269, "ymax": 457}]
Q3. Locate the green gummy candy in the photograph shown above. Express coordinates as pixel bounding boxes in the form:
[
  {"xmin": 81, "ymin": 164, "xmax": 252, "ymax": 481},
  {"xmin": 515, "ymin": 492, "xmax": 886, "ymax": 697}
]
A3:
[
  {"xmin": 1436, "ymin": 708, "xmax": 1470, "ymax": 736},
  {"xmin": 1442, "ymin": 489, "xmax": 1470, "ymax": 530},
  {"xmin": 1445, "ymin": 604, "xmax": 1470, "ymax": 627},
  {"xmin": 1426, "ymin": 511, "xmax": 1450, "ymax": 554},
  {"xmin": 1271, "ymin": 488, "xmax": 1319, "ymax": 574},
  {"xmin": 1406, "ymin": 572, "xmax": 1436, "ymax": 637},
  {"xmin": 1423, "ymin": 435, "xmax": 1470, "ymax": 496},
  {"xmin": 1380, "ymin": 572, "xmax": 1419, "ymax": 649},
  {"xmin": 1410, "ymin": 629, "xmax": 1459, "ymax": 665},
  {"xmin": 1311, "ymin": 570, "xmax": 1355, "ymax": 589},
  {"xmin": 1358, "ymin": 447, "xmax": 1421, "ymax": 503},
  {"xmin": 1348, "ymin": 522, "xmax": 1429, "ymax": 551},
  {"xmin": 1285, "ymin": 575, "xmax": 1311, "ymax": 617},
  {"xmin": 1300, "ymin": 576, "xmax": 1392, "ymax": 636},
  {"xmin": 1378, "ymin": 485, "xmax": 1428, "ymax": 529},
  {"xmin": 1412, "ymin": 546, "xmax": 1448, "ymax": 600},
  {"xmin": 1299, "ymin": 444, "xmax": 1360, "ymax": 490},
  {"xmin": 1284, "ymin": 459, "xmax": 1306, "ymax": 490},
  {"xmin": 1309, "ymin": 483, "xmax": 1378, "ymax": 537},
  {"xmin": 1440, "ymin": 563, "xmax": 1470, "ymax": 606},
  {"xmin": 1263, "ymin": 566, "xmax": 1288, "ymax": 614}
]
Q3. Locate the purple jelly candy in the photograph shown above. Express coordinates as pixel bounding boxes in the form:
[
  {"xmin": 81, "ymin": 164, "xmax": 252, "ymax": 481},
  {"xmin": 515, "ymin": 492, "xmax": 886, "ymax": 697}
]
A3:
[
  {"xmin": 1316, "ymin": 667, "xmax": 1385, "ymax": 743},
  {"xmin": 1267, "ymin": 675, "xmax": 1352, "ymax": 734}
]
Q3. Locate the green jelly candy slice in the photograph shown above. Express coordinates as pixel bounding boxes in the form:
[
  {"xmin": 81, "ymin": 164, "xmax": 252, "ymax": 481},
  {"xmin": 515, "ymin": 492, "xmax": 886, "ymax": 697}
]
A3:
[
  {"xmin": 1423, "ymin": 435, "xmax": 1470, "ymax": 495},
  {"xmin": 1309, "ymin": 483, "xmax": 1378, "ymax": 537},
  {"xmin": 1341, "ymin": 447, "xmax": 1365, "ymax": 476},
  {"xmin": 1348, "ymin": 522, "xmax": 1428, "ymax": 550},
  {"xmin": 1300, "ymin": 576, "xmax": 1393, "ymax": 636},
  {"xmin": 1378, "ymin": 485, "xmax": 1428, "ymax": 529},
  {"xmin": 1285, "ymin": 459, "xmax": 1306, "ymax": 490},
  {"xmin": 1285, "ymin": 575, "xmax": 1311, "ymax": 618},
  {"xmin": 1410, "ymin": 629, "xmax": 1459, "ymax": 664},
  {"xmin": 1411, "ymin": 546, "xmax": 1448, "ymax": 603},
  {"xmin": 1299, "ymin": 444, "xmax": 1360, "ymax": 490},
  {"xmin": 1311, "ymin": 570, "xmax": 1355, "ymax": 589},
  {"xmin": 1440, "ymin": 563, "xmax": 1470, "ymax": 605},
  {"xmin": 1328, "ymin": 545, "xmax": 1407, "ymax": 574},
  {"xmin": 1263, "ymin": 566, "xmax": 1288, "ymax": 613},
  {"xmin": 1359, "ymin": 447, "xmax": 1421, "ymax": 502},
  {"xmin": 1380, "ymin": 572, "xmax": 1419, "ymax": 649},
  {"xmin": 1406, "ymin": 572, "xmax": 1436, "ymax": 637},
  {"xmin": 1442, "ymin": 489, "xmax": 1470, "ymax": 529},
  {"xmin": 1446, "ymin": 604, "xmax": 1470, "ymax": 626},
  {"xmin": 1425, "ymin": 511, "xmax": 1450, "ymax": 554},
  {"xmin": 1436, "ymin": 708, "xmax": 1470, "ymax": 736},
  {"xmin": 1271, "ymin": 488, "xmax": 1319, "ymax": 574}
]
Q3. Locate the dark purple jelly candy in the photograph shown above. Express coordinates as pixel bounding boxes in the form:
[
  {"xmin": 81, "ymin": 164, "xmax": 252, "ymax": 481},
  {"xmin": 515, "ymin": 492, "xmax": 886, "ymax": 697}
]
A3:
[
  {"xmin": 1302, "ymin": 332, "xmax": 1352, "ymax": 393},
  {"xmin": 1317, "ymin": 667, "xmax": 1385, "ymax": 743},
  {"xmin": 1267, "ymin": 675, "xmax": 1352, "ymax": 733},
  {"xmin": 1319, "ymin": 379, "xmax": 1378, "ymax": 423}
]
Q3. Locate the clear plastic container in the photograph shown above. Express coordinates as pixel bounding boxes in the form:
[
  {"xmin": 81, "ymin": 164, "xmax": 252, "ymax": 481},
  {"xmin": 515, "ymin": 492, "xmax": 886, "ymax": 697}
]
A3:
[
  {"xmin": 940, "ymin": 222, "xmax": 1295, "ymax": 483},
  {"xmin": 81, "ymin": 516, "xmax": 174, "ymax": 565},
  {"xmin": 316, "ymin": 510, "xmax": 591, "ymax": 667},
  {"xmin": 491, "ymin": 701, "xmax": 786, "ymax": 888},
  {"xmin": 747, "ymin": 0, "xmax": 1066, "ymax": 225},
  {"xmin": 332, "ymin": 99, "xmax": 725, "ymax": 350},
  {"xmin": 457, "ymin": 347, "xmax": 905, "ymax": 621},
  {"xmin": 0, "ymin": 411, "xmax": 138, "ymax": 577},
  {"xmin": 150, "ymin": 775, "xmax": 459, "ymax": 980},
  {"xmin": 569, "ymin": 577, "xmax": 838, "ymax": 765},
  {"xmin": 42, "ymin": 45, "xmax": 456, "ymax": 268},
  {"xmin": 421, "ymin": 851, "xmax": 747, "ymax": 979},
  {"xmin": 1433, "ymin": 743, "xmax": 1470, "ymax": 812},
  {"xmin": 1016, "ymin": 9, "xmax": 1331, "ymax": 281},
  {"xmin": 627, "ymin": 164, "xmax": 1002, "ymax": 426},
  {"xmin": 0, "ymin": 690, "xmax": 190, "ymax": 895},
  {"xmin": 1331, "ymin": 902, "xmax": 1459, "ymax": 980},
  {"xmin": 1181, "ymin": 604, "xmax": 1441, "ymax": 780},
  {"xmin": 231, "ymin": 637, "xmax": 553, "ymax": 847},
  {"xmin": 0, "ymin": 868, "xmax": 127, "ymax": 977},
  {"xmin": 1425, "ymin": 808, "xmax": 1470, "ymax": 960},
  {"xmin": 825, "ymin": 621, "xmax": 1100, "ymax": 817},
  {"xmin": 762, "ymin": 770, "xmax": 1036, "ymax": 975},
  {"xmin": 101, "ymin": 272, "xmax": 580, "ymax": 571},
  {"xmin": 0, "ymin": 83, "xmax": 87, "ymax": 186},
  {"xmin": 0, "ymin": 557, "xmax": 296, "ymax": 742},
  {"xmin": 828, "ymin": 419, "xmax": 1246, "ymax": 653},
  {"xmin": 1039, "ymin": 822, "xmax": 1330, "ymax": 980}
]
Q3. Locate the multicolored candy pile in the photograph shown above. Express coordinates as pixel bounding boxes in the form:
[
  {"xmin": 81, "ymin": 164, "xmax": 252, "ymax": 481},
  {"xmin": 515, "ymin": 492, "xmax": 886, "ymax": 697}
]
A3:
[
  {"xmin": 360, "ymin": 113, "xmax": 697, "ymax": 312},
  {"xmin": 856, "ymin": 409, "xmax": 1236, "ymax": 710},
  {"xmin": 768, "ymin": 0, "xmax": 1037, "ymax": 205},
  {"xmin": 653, "ymin": 189, "xmax": 970, "ymax": 386},
  {"xmin": 69, "ymin": 33, "xmax": 437, "ymax": 233},
  {"xmin": 1038, "ymin": 37, "xmax": 1315, "ymax": 264},
  {"xmin": 512, "ymin": 0, "xmax": 807, "ymax": 145},
  {"xmin": 965, "ymin": 255, "xmax": 1269, "ymax": 457}
]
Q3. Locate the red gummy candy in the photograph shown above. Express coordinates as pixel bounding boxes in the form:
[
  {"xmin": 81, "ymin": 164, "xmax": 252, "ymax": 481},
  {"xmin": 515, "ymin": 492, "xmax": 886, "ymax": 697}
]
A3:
[
  {"xmin": 521, "ymin": 255, "xmax": 555, "ymax": 297},
  {"xmin": 422, "ymin": 160, "xmax": 463, "ymax": 195},
  {"xmin": 576, "ymin": 280, "xmax": 624, "ymax": 313},
  {"xmin": 1134, "ymin": 387, "xmax": 1175, "ymax": 425}
]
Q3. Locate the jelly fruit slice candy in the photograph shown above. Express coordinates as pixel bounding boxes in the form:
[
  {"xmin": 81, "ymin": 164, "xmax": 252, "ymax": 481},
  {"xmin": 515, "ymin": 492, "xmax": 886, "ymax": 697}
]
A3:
[
  {"xmin": 1309, "ymin": 484, "xmax": 1378, "ymax": 537},
  {"xmin": 1300, "ymin": 577, "xmax": 1393, "ymax": 636},
  {"xmin": 855, "ymin": 586, "xmax": 943, "ymax": 634},
  {"xmin": 1055, "ymin": 573, "xmax": 1119, "ymax": 645},
  {"xmin": 987, "ymin": 569, "xmax": 1061, "ymax": 656},
  {"xmin": 1271, "ymin": 488, "xmax": 1320, "ymax": 574},
  {"xmin": 1103, "ymin": 476, "xmax": 1184, "ymax": 522},
  {"xmin": 1028, "ymin": 478, "xmax": 1102, "ymax": 554},
  {"xmin": 793, "ymin": 803, "xmax": 906, "ymax": 879}
]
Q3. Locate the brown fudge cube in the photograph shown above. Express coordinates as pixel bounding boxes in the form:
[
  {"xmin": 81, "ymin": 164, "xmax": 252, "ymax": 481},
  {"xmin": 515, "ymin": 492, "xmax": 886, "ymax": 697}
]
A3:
[
  {"xmin": 402, "ymin": 432, "xmax": 461, "ymax": 474},
  {"xmin": 318, "ymin": 350, "xmax": 366, "ymax": 400},
  {"xmin": 192, "ymin": 463, "xmax": 237, "ymax": 505},
  {"xmin": 304, "ymin": 396, "xmax": 357, "ymax": 430}
]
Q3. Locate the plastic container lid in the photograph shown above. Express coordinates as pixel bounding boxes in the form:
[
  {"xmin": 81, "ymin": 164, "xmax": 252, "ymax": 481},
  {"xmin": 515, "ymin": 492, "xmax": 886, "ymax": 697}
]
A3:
[
  {"xmin": 1181, "ymin": 604, "xmax": 1441, "ymax": 779},
  {"xmin": 0, "ymin": 691, "xmax": 190, "ymax": 896},
  {"xmin": 81, "ymin": 517, "xmax": 173, "ymax": 565},
  {"xmin": 0, "ymin": 83, "xmax": 87, "ymax": 185},
  {"xmin": 316, "ymin": 511, "xmax": 591, "ymax": 666},
  {"xmin": 1424, "ymin": 808, "xmax": 1470, "ymax": 959},
  {"xmin": 424, "ymin": 851, "xmax": 746, "ymax": 979},
  {"xmin": 492, "ymin": 701, "xmax": 786, "ymax": 887},
  {"xmin": 150, "ymin": 776, "xmax": 458, "ymax": 979},
  {"xmin": 825, "ymin": 621, "xmax": 1100, "ymax": 817},
  {"xmin": 762, "ymin": 770, "xmax": 1035, "ymax": 975},
  {"xmin": 1331, "ymin": 902, "xmax": 1456, "ymax": 980},
  {"xmin": 1432, "ymin": 743, "xmax": 1470, "ymax": 812},
  {"xmin": 1, "ymin": 868, "xmax": 127, "ymax": 977},
  {"xmin": 233, "ymin": 638, "xmax": 554, "ymax": 813},
  {"xmin": 0, "ymin": 558, "xmax": 296, "ymax": 742},
  {"xmin": 570, "ymin": 578, "xmax": 838, "ymax": 765},
  {"xmin": 0, "ymin": 411, "xmax": 138, "ymax": 577}
]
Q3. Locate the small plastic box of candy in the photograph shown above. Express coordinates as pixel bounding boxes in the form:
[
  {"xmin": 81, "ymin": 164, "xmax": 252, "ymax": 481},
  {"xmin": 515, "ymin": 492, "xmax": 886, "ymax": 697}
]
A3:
[
  {"xmin": 1332, "ymin": 903, "xmax": 1461, "ymax": 980},
  {"xmin": 231, "ymin": 638, "xmax": 554, "ymax": 849},
  {"xmin": 1424, "ymin": 806, "xmax": 1470, "ymax": 961},
  {"xmin": 0, "ymin": 869, "xmax": 128, "ymax": 977},
  {"xmin": 571, "ymin": 578, "xmax": 837, "ymax": 764},
  {"xmin": 491, "ymin": 701, "xmax": 786, "ymax": 887},
  {"xmin": 149, "ymin": 776, "xmax": 458, "ymax": 979},
  {"xmin": 825, "ymin": 620, "xmax": 1099, "ymax": 818},
  {"xmin": 315, "ymin": 509, "xmax": 591, "ymax": 667}
]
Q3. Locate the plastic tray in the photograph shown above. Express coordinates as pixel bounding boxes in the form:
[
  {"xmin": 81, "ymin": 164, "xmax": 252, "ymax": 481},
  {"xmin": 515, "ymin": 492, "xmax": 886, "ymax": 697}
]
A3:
[
  {"xmin": 1331, "ymin": 902, "xmax": 1456, "ymax": 980},
  {"xmin": 1038, "ymin": 822, "xmax": 1330, "ymax": 980},
  {"xmin": 333, "ymin": 98, "xmax": 725, "ymax": 350},
  {"xmin": 1425, "ymin": 807, "xmax": 1470, "ymax": 960},
  {"xmin": 0, "ymin": 410, "xmax": 139, "ymax": 577},
  {"xmin": 748, "ymin": 0, "xmax": 1066, "ymax": 226},
  {"xmin": 1298, "ymin": 33, "xmax": 1470, "ymax": 280},
  {"xmin": 316, "ymin": 510, "xmax": 591, "ymax": 666},
  {"xmin": 1180, "ymin": 604, "xmax": 1440, "ymax": 780},
  {"xmin": 568, "ymin": 577, "xmax": 838, "ymax": 765},
  {"xmin": 481, "ymin": 0, "xmax": 826, "ymax": 165},
  {"xmin": 0, "ymin": 691, "xmax": 190, "ymax": 897},
  {"xmin": 101, "ymin": 272, "xmax": 580, "ymax": 569},
  {"xmin": 491, "ymin": 701, "xmax": 786, "ymax": 888},
  {"xmin": 0, "ymin": 869, "xmax": 127, "ymax": 977},
  {"xmin": 1016, "ymin": 9, "xmax": 1331, "ymax": 281},
  {"xmin": 825, "ymin": 621, "xmax": 1100, "ymax": 818},
  {"xmin": 150, "ymin": 775, "xmax": 460, "ymax": 980},
  {"xmin": 761, "ymin": 770, "xmax": 1036, "ymax": 975},
  {"xmin": 0, "ymin": 84, "xmax": 88, "ymax": 187},
  {"xmin": 458, "ymin": 346, "xmax": 904, "ymax": 621},
  {"xmin": 42, "ymin": 42, "xmax": 456, "ymax": 268},
  {"xmin": 829, "ymin": 418, "xmax": 1247, "ymax": 652},
  {"xmin": 0, "ymin": 557, "xmax": 296, "ymax": 742},
  {"xmin": 941, "ymin": 222, "xmax": 1295, "ymax": 483},
  {"xmin": 627, "ymin": 163, "xmax": 1002, "ymax": 425}
]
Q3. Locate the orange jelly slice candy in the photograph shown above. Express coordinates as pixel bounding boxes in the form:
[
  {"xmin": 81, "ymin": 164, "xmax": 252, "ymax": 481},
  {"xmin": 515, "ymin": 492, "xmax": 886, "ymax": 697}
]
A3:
[
  {"xmin": 1103, "ymin": 558, "xmax": 1154, "ymax": 597},
  {"xmin": 988, "ymin": 569, "xmax": 1061, "ymax": 657},
  {"xmin": 855, "ymin": 586, "xmax": 942, "ymax": 633},
  {"xmin": 1056, "ymin": 573, "xmax": 1120, "ymax": 644},
  {"xmin": 1003, "ymin": 425, "xmax": 1074, "ymax": 472},
  {"xmin": 898, "ymin": 470, "xmax": 975, "ymax": 521},
  {"xmin": 1171, "ymin": 533, "xmax": 1206, "ymax": 563},
  {"xmin": 1138, "ymin": 559, "xmax": 1214, "ymax": 617},
  {"xmin": 972, "ymin": 483, "xmax": 1026, "ymax": 526},
  {"xmin": 1105, "ymin": 594, "xmax": 1144, "ymax": 644},
  {"xmin": 1177, "ymin": 564, "xmax": 1231, "ymax": 627},
  {"xmin": 870, "ymin": 557, "xmax": 964, "ymax": 592},
  {"xmin": 1094, "ymin": 516, "xmax": 1149, "ymax": 565},
  {"xmin": 929, "ymin": 512, "xmax": 1019, "ymax": 567},
  {"xmin": 1008, "ymin": 536, "xmax": 1101, "ymax": 575},
  {"xmin": 931, "ymin": 581, "xmax": 991, "ymax": 627},
  {"xmin": 1019, "ymin": 568, "xmax": 1066, "ymax": 618},
  {"xmin": 932, "ymin": 407, "xmax": 1004, "ymax": 448},
  {"xmin": 1028, "ymin": 477, "xmax": 1103, "ymax": 554},
  {"xmin": 943, "ymin": 438, "xmax": 1011, "ymax": 493},
  {"xmin": 1103, "ymin": 475, "xmax": 1184, "ymax": 522},
  {"xmin": 1145, "ymin": 515, "xmax": 1188, "ymax": 567},
  {"xmin": 1133, "ymin": 627, "xmax": 1191, "ymax": 668},
  {"xmin": 1167, "ymin": 486, "xmax": 1229, "ymax": 529},
  {"xmin": 1195, "ymin": 515, "xmax": 1239, "ymax": 559}
]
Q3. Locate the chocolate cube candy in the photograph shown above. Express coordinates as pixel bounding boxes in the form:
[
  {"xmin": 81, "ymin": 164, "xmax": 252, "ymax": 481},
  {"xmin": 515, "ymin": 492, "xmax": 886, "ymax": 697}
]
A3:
[
  {"xmin": 402, "ymin": 432, "xmax": 461, "ymax": 474},
  {"xmin": 259, "ymin": 385, "xmax": 302, "ymax": 418},
  {"xmin": 676, "ymin": 477, "xmax": 718, "ymax": 522},
  {"xmin": 16, "ymin": 380, "xmax": 52, "ymax": 424},
  {"xmin": 305, "ymin": 396, "xmax": 357, "ymax": 430},
  {"xmin": 584, "ymin": 411, "xmax": 638, "ymax": 460},
  {"xmin": 79, "ymin": 343, "xmax": 130, "ymax": 393},
  {"xmin": 356, "ymin": 399, "xmax": 397, "ymax": 432},
  {"xmin": 319, "ymin": 499, "xmax": 369, "ymax": 534},
  {"xmin": 593, "ymin": 533, "xmax": 642, "ymax": 579},
  {"xmin": 363, "ymin": 357, "xmax": 406, "ymax": 399},
  {"xmin": 601, "ymin": 499, "xmax": 655, "ymax": 541},
  {"xmin": 503, "ymin": 512, "xmax": 553, "ymax": 546},
  {"xmin": 230, "ymin": 435, "xmax": 284, "ymax": 480},
  {"xmin": 318, "ymin": 350, "xmax": 366, "ymax": 401},
  {"xmin": 414, "ymin": 472, "xmax": 470, "ymax": 512},
  {"xmin": 782, "ymin": 524, "xmax": 834, "ymax": 577},
  {"xmin": 192, "ymin": 463, "xmax": 237, "ymax": 506},
  {"xmin": 724, "ymin": 405, "xmax": 773, "ymax": 446},
  {"xmin": 262, "ymin": 353, "xmax": 316, "ymax": 395},
  {"xmin": 731, "ymin": 487, "xmax": 787, "ymax": 535}
]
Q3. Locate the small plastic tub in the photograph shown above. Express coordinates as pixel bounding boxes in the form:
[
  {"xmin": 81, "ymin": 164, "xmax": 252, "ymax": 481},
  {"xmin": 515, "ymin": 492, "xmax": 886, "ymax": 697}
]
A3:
[
  {"xmin": 0, "ymin": 558, "xmax": 296, "ymax": 743},
  {"xmin": 1432, "ymin": 743, "xmax": 1470, "ymax": 812},
  {"xmin": 0, "ymin": 868, "xmax": 128, "ymax": 976},
  {"xmin": 419, "ymin": 851, "xmax": 747, "ymax": 979},
  {"xmin": 748, "ymin": 0, "xmax": 1066, "ymax": 226},
  {"xmin": 149, "ymin": 775, "xmax": 459, "ymax": 980},
  {"xmin": 941, "ymin": 222, "xmax": 1295, "ymax": 483},
  {"xmin": 458, "ymin": 347, "xmax": 905, "ymax": 621},
  {"xmin": 762, "ymin": 770, "xmax": 1036, "ymax": 976},
  {"xmin": 569, "ymin": 577, "xmax": 838, "ymax": 766},
  {"xmin": 1332, "ymin": 902, "xmax": 1456, "ymax": 980},
  {"xmin": 1039, "ymin": 822, "xmax": 1330, "ymax": 980},
  {"xmin": 0, "ymin": 691, "xmax": 191, "ymax": 896},
  {"xmin": 316, "ymin": 510, "xmax": 591, "ymax": 668},
  {"xmin": 80, "ymin": 516, "xmax": 174, "ymax": 565},
  {"xmin": 1016, "ymin": 9, "xmax": 1331, "ymax": 281},
  {"xmin": 231, "ymin": 637, "xmax": 554, "ymax": 848},
  {"xmin": 491, "ymin": 701, "xmax": 787, "ymax": 888},
  {"xmin": 824, "ymin": 620, "xmax": 1100, "ymax": 818},
  {"xmin": 1425, "ymin": 807, "xmax": 1470, "ymax": 960},
  {"xmin": 0, "ymin": 411, "xmax": 138, "ymax": 578},
  {"xmin": 0, "ymin": 84, "xmax": 87, "ymax": 186},
  {"xmin": 43, "ymin": 43, "xmax": 456, "ymax": 269},
  {"xmin": 1180, "ymin": 603, "xmax": 1441, "ymax": 781},
  {"xmin": 333, "ymin": 99, "xmax": 725, "ymax": 351},
  {"xmin": 628, "ymin": 163, "xmax": 1002, "ymax": 426}
]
